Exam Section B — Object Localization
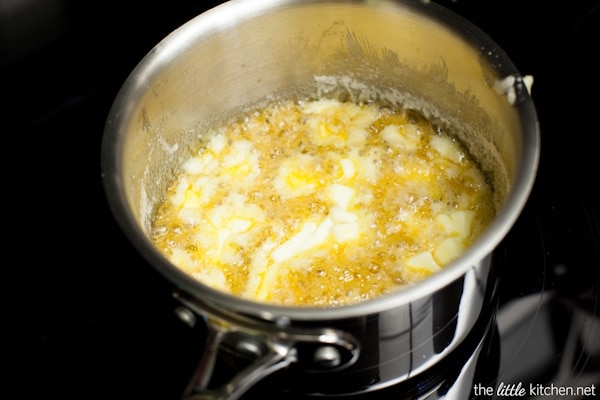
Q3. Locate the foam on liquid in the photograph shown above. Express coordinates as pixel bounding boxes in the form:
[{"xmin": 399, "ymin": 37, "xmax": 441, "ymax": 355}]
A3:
[{"xmin": 151, "ymin": 98, "xmax": 495, "ymax": 307}]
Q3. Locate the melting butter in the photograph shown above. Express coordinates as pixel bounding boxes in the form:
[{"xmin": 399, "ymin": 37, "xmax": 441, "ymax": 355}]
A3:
[{"xmin": 150, "ymin": 99, "xmax": 495, "ymax": 307}]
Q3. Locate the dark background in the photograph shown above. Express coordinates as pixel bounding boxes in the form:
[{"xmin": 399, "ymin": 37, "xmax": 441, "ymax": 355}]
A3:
[{"xmin": 1, "ymin": 1, "xmax": 599, "ymax": 399}]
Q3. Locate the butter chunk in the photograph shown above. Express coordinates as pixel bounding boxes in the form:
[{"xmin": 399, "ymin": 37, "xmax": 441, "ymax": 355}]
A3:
[
  {"xmin": 327, "ymin": 183, "xmax": 355, "ymax": 209},
  {"xmin": 339, "ymin": 158, "xmax": 356, "ymax": 179},
  {"xmin": 329, "ymin": 207, "xmax": 358, "ymax": 223},
  {"xmin": 380, "ymin": 125, "xmax": 417, "ymax": 151},
  {"xmin": 194, "ymin": 267, "xmax": 229, "ymax": 292},
  {"xmin": 429, "ymin": 134, "xmax": 464, "ymax": 164},
  {"xmin": 178, "ymin": 207, "xmax": 203, "ymax": 225},
  {"xmin": 271, "ymin": 222, "xmax": 318, "ymax": 262},
  {"xmin": 171, "ymin": 178, "xmax": 190, "ymax": 208},
  {"xmin": 434, "ymin": 237, "xmax": 466, "ymax": 265},
  {"xmin": 436, "ymin": 210, "xmax": 475, "ymax": 239},
  {"xmin": 406, "ymin": 251, "xmax": 440, "ymax": 273},
  {"xmin": 301, "ymin": 217, "xmax": 334, "ymax": 250},
  {"xmin": 182, "ymin": 189, "xmax": 203, "ymax": 209},
  {"xmin": 331, "ymin": 222, "xmax": 360, "ymax": 243},
  {"xmin": 207, "ymin": 133, "xmax": 227, "ymax": 154},
  {"xmin": 275, "ymin": 154, "xmax": 320, "ymax": 198},
  {"xmin": 183, "ymin": 156, "xmax": 206, "ymax": 175},
  {"xmin": 451, "ymin": 210, "xmax": 475, "ymax": 239}
]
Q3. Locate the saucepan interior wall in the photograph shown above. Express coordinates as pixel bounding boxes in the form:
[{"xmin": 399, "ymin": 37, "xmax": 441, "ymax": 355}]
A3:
[{"xmin": 118, "ymin": 1, "xmax": 522, "ymax": 237}]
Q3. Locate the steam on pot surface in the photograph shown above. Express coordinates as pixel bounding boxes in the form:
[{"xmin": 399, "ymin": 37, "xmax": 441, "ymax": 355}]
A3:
[{"xmin": 108, "ymin": 0, "xmax": 537, "ymax": 311}]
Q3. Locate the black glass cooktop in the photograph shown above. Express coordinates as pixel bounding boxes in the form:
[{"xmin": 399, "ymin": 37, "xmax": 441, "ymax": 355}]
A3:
[{"xmin": 1, "ymin": 1, "xmax": 598, "ymax": 399}]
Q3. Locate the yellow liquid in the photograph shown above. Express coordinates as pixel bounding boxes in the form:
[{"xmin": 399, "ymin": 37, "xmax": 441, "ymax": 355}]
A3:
[{"xmin": 151, "ymin": 98, "xmax": 495, "ymax": 307}]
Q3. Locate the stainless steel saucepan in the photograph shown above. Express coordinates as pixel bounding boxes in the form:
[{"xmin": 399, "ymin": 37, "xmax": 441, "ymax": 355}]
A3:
[{"xmin": 101, "ymin": 1, "xmax": 539, "ymax": 398}]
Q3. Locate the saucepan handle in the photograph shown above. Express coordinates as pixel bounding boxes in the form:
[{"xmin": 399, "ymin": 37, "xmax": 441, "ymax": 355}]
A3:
[
  {"xmin": 182, "ymin": 317, "xmax": 297, "ymax": 400},
  {"xmin": 173, "ymin": 291, "xmax": 360, "ymax": 400}
]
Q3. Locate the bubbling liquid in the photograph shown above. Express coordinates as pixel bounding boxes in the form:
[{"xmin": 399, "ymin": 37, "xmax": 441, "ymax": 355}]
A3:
[{"xmin": 150, "ymin": 98, "xmax": 495, "ymax": 307}]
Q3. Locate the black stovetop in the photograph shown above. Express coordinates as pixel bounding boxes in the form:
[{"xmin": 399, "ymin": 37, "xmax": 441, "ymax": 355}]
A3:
[{"xmin": 2, "ymin": 1, "xmax": 599, "ymax": 399}]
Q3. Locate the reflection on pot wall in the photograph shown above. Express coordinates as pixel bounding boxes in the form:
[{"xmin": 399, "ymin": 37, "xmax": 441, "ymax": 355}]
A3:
[{"xmin": 377, "ymin": 256, "xmax": 494, "ymax": 386}]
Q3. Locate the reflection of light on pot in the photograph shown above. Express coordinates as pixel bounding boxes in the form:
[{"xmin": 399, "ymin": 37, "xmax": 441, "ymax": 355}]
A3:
[{"xmin": 101, "ymin": 0, "xmax": 539, "ymax": 398}]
